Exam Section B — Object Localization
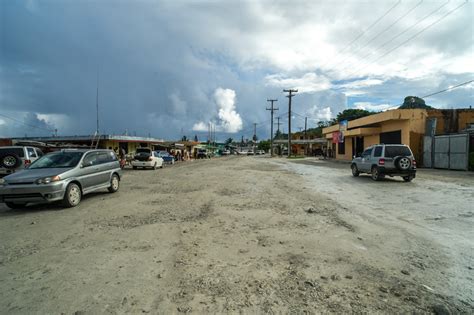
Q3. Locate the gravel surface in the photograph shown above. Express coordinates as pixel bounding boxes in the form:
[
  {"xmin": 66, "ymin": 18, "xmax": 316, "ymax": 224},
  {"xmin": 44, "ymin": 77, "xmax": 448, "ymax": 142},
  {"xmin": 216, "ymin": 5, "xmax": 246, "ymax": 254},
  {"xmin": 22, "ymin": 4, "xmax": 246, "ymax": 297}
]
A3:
[{"xmin": 0, "ymin": 156, "xmax": 472, "ymax": 314}]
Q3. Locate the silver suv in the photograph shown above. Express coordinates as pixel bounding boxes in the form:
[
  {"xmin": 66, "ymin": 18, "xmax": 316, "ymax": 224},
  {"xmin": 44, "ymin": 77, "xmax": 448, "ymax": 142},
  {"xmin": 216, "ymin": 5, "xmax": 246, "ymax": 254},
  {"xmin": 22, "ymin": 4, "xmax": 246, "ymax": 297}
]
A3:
[
  {"xmin": 0, "ymin": 149, "xmax": 122, "ymax": 209},
  {"xmin": 0, "ymin": 146, "xmax": 43, "ymax": 176},
  {"xmin": 351, "ymin": 144, "xmax": 416, "ymax": 182}
]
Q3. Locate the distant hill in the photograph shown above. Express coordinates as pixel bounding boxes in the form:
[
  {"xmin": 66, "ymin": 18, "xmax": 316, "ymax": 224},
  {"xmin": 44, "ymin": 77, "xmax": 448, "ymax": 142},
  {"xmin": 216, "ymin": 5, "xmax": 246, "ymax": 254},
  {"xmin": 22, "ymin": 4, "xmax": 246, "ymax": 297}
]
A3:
[{"xmin": 399, "ymin": 96, "xmax": 434, "ymax": 109}]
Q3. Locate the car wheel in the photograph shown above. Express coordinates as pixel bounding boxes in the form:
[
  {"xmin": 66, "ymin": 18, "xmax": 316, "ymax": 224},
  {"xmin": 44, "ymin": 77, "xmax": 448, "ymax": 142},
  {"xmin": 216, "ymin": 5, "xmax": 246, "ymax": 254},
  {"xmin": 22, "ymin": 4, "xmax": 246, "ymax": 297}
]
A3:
[
  {"xmin": 63, "ymin": 183, "xmax": 82, "ymax": 207},
  {"xmin": 351, "ymin": 164, "xmax": 360, "ymax": 177},
  {"xmin": 0, "ymin": 153, "xmax": 22, "ymax": 169},
  {"xmin": 108, "ymin": 174, "xmax": 120, "ymax": 193},
  {"xmin": 5, "ymin": 202, "xmax": 26, "ymax": 209},
  {"xmin": 371, "ymin": 166, "xmax": 382, "ymax": 181},
  {"xmin": 403, "ymin": 175, "xmax": 414, "ymax": 182},
  {"xmin": 395, "ymin": 156, "xmax": 411, "ymax": 171},
  {"xmin": 133, "ymin": 166, "xmax": 137, "ymax": 170},
  {"xmin": 153, "ymin": 163, "xmax": 157, "ymax": 170}
]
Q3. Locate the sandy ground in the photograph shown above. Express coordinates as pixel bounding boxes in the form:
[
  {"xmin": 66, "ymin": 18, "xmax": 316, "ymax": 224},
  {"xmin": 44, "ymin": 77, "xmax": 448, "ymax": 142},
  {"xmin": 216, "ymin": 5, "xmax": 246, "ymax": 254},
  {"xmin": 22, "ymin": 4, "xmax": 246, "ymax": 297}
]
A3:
[{"xmin": 0, "ymin": 156, "xmax": 473, "ymax": 314}]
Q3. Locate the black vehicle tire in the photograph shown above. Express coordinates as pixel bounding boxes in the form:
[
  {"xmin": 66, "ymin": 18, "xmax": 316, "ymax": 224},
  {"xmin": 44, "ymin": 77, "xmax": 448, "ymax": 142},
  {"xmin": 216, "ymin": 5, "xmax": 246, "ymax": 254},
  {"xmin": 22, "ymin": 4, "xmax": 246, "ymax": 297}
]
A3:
[
  {"xmin": 0, "ymin": 153, "xmax": 22, "ymax": 169},
  {"xmin": 371, "ymin": 166, "xmax": 382, "ymax": 181},
  {"xmin": 108, "ymin": 174, "xmax": 120, "ymax": 193},
  {"xmin": 133, "ymin": 166, "xmax": 137, "ymax": 170},
  {"xmin": 62, "ymin": 183, "xmax": 82, "ymax": 208},
  {"xmin": 395, "ymin": 156, "xmax": 411, "ymax": 171},
  {"xmin": 5, "ymin": 202, "xmax": 27, "ymax": 209},
  {"xmin": 351, "ymin": 164, "xmax": 360, "ymax": 177},
  {"xmin": 403, "ymin": 175, "xmax": 414, "ymax": 182}
]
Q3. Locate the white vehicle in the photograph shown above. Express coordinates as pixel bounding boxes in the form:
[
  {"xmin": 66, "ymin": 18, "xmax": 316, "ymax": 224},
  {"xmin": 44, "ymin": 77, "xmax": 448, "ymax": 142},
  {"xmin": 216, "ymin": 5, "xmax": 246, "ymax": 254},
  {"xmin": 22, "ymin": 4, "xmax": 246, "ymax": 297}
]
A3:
[
  {"xmin": 131, "ymin": 148, "xmax": 164, "ymax": 170},
  {"xmin": 0, "ymin": 146, "xmax": 44, "ymax": 176}
]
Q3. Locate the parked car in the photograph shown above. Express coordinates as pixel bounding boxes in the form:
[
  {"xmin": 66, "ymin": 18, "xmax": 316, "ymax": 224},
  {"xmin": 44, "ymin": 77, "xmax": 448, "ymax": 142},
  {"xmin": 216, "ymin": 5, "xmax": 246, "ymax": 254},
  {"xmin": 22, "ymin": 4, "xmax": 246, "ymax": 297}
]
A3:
[
  {"xmin": 256, "ymin": 150, "xmax": 265, "ymax": 155},
  {"xmin": 221, "ymin": 150, "xmax": 231, "ymax": 155},
  {"xmin": 0, "ymin": 149, "xmax": 122, "ymax": 209},
  {"xmin": 0, "ymin": 146, "xmax": 44, "ymax": 176},
  {"xmin": 197, "ymin": 149, "xmax": 211, "ymax": 159},
  {"xmin": 155, "ymin": 151, "xmax": 175, "ymax": 164},
  {"xmin": 350, "ymin": 144, "xmax": 416, "ymax": 182},
  {"xmin": 247, "ymin": 150, "xmax": 255, "ymax": 155},
  {"xmin": 131, "ymin": 148, "xmax": 164, "ymax": 169}
]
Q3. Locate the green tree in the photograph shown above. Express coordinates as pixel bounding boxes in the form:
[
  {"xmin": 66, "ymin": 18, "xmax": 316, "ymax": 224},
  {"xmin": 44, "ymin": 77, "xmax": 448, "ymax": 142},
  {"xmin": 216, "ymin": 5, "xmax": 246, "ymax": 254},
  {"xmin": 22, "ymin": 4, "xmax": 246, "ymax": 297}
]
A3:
[
  {"xmin": 336, "ymin": 109, "xmax": 374, "ymax": 122},
  {"xmin": 194, "ymin": 135, "xmax": 198, "ymax": 142},
  {"xmin": 257, "ymin": 140, "xmax": 271, "ymax": 152},
  {"xmin": 399, "ymin": 96, "xmax": 433, "ymax": 109},
  {"xmin": 225, "ymin": 137, "xmax": 233, "ymax": 145}
]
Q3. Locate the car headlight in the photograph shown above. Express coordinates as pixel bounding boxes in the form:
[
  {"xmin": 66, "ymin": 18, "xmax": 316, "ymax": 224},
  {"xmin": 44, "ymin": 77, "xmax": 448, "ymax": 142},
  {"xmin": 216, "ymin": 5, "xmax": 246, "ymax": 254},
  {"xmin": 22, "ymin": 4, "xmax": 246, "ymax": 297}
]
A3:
[
  {"xmin": 36, "ymin": 175, "xmax": 61, "ymax": 184},
  {"xmin": 0, "ymin": 178, "xmax": 5, "ymax": 185}
]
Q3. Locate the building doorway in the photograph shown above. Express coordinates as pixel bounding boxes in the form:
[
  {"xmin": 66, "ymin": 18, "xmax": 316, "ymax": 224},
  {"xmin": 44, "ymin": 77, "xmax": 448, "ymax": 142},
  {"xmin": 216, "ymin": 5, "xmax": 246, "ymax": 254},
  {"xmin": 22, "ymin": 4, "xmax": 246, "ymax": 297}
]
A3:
[
  {"xmin": 352, "ymin": 137, "xmax": 364, "ymax": 157},
  {"xmin": 380, "ymin": 130, "xmax": 402, "ymax": 144}
]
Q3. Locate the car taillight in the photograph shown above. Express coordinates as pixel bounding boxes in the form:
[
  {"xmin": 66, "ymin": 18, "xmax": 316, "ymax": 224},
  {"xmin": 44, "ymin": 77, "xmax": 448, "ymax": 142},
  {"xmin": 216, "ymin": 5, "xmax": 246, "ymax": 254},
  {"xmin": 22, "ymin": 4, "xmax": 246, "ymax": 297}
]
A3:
[
  {"xmin": 378, "ymin": 158, "xmax": 385, "ymax": 166},
  {"xmin": 24, "ymin": 159, "xmax": 31, "ymax": 166},
  {"xmin": 413, "ymin": 160, "xmax": 416, "ymax": 167}
]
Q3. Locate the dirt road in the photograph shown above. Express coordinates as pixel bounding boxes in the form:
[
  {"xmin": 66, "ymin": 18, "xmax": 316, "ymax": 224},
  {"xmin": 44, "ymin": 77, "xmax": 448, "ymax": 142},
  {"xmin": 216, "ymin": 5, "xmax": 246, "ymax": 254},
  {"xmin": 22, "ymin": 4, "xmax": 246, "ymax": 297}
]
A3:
[{"xmin": 0, "ymin": 156, "xmax": 473, "ymax": 313}]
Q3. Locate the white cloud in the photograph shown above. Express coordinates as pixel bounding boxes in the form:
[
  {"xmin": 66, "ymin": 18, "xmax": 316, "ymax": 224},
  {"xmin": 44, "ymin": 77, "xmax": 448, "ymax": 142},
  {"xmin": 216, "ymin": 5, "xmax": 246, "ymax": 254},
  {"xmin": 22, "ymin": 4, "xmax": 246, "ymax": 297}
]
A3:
[
  {"xmin": 308, "ymin": 106, "xmax": 333, "ymax": 122},
  {"xmin": 265, "ymin": 73, "xmax": 332, "ymax": 93},
  {"xmin": 353, "ymin": 102, "xmax": 398, "ymax": 112},
  {"xmin": 339, "ymin": 78, "xmax": 385, "ymax": 90},
  {"xmin": 215, "ymin": 88, "xmax": 243, "ymax": 133},
  {"xmin": 192, "ymin": 121, "xmax": 208, "ymax": 132},
  {"xmin": 192, "ymin": 88, "xmax": 243, "ymax": 133}
]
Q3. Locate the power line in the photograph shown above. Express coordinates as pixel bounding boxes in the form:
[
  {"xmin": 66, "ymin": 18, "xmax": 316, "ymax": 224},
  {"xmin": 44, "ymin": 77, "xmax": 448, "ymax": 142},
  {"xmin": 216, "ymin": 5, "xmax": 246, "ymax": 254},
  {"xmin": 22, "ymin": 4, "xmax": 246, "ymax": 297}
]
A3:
[
  {"xmin": 0, "ymin": 112, "xmax": 55, "ymax": 133},
  {"xmin": 336, "ymin": 0, "xmax": 423, "ymax": 72},
  {"xmin": 321, "ymin": 0, "xmax": 401, "ymax": 70},
  {"xmin": 422, "ymin": 79, "xmax": 474, "ymax": 98},
  {"xmin": 345, "ymin": 0, "xmax": 464, "ymax": 78}
]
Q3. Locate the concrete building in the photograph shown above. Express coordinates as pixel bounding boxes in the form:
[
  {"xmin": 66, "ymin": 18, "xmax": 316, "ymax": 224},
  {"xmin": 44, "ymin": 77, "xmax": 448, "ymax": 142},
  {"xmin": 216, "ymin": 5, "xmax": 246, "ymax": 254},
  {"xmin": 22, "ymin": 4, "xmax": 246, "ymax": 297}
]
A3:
[
  {"xmin": 322, "ymin": 108, "xmax": 474, "ymax": 164},
  {"xmin": 11, "ymin": 135, "xmax": 165, "ymax": 153}
]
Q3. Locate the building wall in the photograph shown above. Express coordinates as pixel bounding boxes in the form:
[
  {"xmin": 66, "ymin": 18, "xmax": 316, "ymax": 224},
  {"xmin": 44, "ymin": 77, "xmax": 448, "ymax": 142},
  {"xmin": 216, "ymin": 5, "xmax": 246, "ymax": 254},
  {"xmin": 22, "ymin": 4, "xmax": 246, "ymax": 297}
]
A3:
[{"xmin": 364, "ymin": 135, "xmax": 379, "ymax": 148}]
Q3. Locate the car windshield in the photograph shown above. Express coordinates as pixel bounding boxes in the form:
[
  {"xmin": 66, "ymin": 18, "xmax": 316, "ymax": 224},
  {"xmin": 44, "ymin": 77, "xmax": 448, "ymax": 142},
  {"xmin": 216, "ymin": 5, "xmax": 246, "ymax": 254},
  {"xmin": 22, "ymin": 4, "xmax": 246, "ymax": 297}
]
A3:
[
  {"xmin": 29, "ymin": 151, "xmax": 84, "ymax": 169},
  {"xmin": 384, "ymin": 146, "xmax": 411, "ymax": 158},
  {"xmin": 157, "ymin": 151, "xmax": 169, "ymax": 156}
]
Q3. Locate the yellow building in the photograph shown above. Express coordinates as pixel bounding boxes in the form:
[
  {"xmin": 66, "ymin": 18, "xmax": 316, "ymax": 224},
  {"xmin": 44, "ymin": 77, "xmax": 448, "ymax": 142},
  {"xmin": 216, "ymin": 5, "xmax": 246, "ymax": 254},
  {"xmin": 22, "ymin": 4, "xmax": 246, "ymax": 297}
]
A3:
[{"xmin": 322, "ymin": 108, "xmax": 474, "ymax": 164}]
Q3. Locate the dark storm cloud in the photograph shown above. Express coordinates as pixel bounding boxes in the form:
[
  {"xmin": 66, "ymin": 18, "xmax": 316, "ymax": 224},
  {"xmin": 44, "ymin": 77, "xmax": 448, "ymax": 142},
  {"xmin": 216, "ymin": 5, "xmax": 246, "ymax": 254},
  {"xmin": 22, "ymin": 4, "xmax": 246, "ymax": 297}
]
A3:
[{"xmin": 0, "ymin": 0, "xmax": 472, "ymax": 140}]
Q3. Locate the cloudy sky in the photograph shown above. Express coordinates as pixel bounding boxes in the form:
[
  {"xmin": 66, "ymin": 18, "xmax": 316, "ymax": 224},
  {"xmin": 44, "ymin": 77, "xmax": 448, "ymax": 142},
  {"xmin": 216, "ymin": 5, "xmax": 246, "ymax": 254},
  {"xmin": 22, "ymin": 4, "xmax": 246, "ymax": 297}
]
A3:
[{"xmin": 1, "ymin": 0, "xmax": 473, "ymax": 140}]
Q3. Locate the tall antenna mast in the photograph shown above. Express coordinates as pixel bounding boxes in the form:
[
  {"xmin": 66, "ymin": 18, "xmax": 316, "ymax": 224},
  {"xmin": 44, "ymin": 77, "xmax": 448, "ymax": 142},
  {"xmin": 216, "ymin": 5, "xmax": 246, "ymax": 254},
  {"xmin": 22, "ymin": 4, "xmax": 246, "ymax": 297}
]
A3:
[{"xmin": 96, "ymin": 68, "xmax": 100, "ymax": 134}]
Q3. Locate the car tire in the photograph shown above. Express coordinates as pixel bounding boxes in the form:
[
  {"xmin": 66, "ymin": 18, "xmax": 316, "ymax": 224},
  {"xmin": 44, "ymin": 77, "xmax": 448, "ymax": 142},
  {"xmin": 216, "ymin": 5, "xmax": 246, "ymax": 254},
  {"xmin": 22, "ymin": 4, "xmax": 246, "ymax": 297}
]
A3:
[
  {"xmin": 5, "ymin": 202, "xmax": 26, "ymax": 209},
  {"xmin": 395, "ymin": 156, "xmax": 411, "ymax": 171},
  {"xmin": 371, "ymin": 166, "xmax": 382, "ymax": 181},
  {"xmin": 62, "ymin": 183, "xmax": 82, "ymax": 207},
  {"xmin": 108, "ymin": 174, "xmax": 120, "ymax": 193},
  {"xmin": 0, "ymin": 153, "xmax": 22, "ymax": 169},
  {"xmin": 351, "ymin": 164, "xmax": 360, "ymax": 177},
  {"xmin": 133, "ymin": 166, "xmax": 137, "ymax": 170},
  {"xmin": 153, "ymin": 163, "xmax": 157, "ymax": 170},
  {"xmin": 403, "ymin": 175, "xmax": 414, "ymax": 182}
]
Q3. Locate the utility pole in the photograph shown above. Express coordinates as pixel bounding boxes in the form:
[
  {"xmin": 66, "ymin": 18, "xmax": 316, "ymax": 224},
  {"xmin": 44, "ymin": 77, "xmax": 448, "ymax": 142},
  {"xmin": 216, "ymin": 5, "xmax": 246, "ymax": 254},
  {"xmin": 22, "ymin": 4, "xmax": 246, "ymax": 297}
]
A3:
[
  {"xmin": 266, "ymin": 99, "xmax": 278, "ymax": 157},
  {"xmin": 283, "ymin": 89, "xmax": 298, "ymax": 157},
  {"xmin": 304, "ymin": 117, "xmax": 307, "ymax": 156},
  {"xmin": 275, "ymin": 117, "xmax": 282, "ymax": 137},
  {"xmin": 253, "ymin": 123, "xmax": 257, "ymax": 154}
]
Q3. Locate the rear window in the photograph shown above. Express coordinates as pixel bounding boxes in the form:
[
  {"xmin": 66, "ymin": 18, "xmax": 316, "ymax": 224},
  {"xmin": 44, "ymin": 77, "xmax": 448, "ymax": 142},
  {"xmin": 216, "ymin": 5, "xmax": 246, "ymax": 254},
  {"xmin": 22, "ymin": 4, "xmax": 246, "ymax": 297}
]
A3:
[
  {"xmin": 0, "ymin": 148, "xmax": 25, "ymax": 158},
  {"xmin": 136, "ymin": 148, "xmax": 151, "ymax": 153},
  {"xmin": 384, "ymin": 146, "xmax": 411, "ymax": 158}
]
